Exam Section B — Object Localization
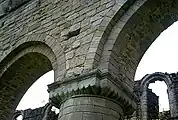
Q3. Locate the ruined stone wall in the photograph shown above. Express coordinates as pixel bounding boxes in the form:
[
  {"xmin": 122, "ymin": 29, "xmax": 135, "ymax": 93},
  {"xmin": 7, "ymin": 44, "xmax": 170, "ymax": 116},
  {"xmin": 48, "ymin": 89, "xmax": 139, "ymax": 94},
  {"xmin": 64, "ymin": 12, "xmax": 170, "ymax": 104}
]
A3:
[
  {"xmin": 0, "ymin": 0, "xmax": 138, "ymax": 119},
  {"xmin": 4, "ymin": 0, "xmax": 178, "ymax": 119},
  {"xmin": 133, "ymin": 80, "xmax": 159, "ymax": 119},
  {"xmin": 147, "ymin": 89, "xmax": 159, "ymax": 119},
  {"xmin": 13, "ymin": 104, "xmax": 58, "ymax": 120},
  {"xmin": 168, "ymin": 73, "xmax": 178, "ymax": 119},
  {"xmin": 134, "ymin": 72, "xmax": 178, "ymax": 119},
  {"xmin": 0, "ymin": 0, "xmax": 133, "ymax": 81}
]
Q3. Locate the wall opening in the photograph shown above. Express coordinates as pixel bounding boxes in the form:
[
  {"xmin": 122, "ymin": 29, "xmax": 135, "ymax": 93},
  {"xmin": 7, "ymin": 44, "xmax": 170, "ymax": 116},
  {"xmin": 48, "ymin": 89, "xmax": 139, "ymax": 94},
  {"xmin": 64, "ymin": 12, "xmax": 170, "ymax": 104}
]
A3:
[
  {"xmin": 148, "ymin": 81, "xmax": 169, "ymax": 112},
  {"xmin": 51, "ymin": 106, "xmax": 60, "ymax": 114},
  {"xmin": 135, "ymin": 21, "xmax": 178, "ymax": 113},
  {"xmin": 16, "ymin": 115, "xmax": 23, "ymax": 120},
  {"xmin": 0, "ymin": 42, "xmax": 56, "ymax": 119}
]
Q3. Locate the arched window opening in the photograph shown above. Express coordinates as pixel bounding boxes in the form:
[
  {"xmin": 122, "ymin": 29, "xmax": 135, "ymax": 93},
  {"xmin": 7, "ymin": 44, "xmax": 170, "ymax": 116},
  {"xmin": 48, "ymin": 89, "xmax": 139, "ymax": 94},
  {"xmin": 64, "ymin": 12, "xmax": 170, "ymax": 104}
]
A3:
[
  {"xmin": 16, "ymin": 115, "xmax": 23, "ymax": 120},
  {"xmin": 13, "ymin": 111, "xmax": 23, "ymax": 120},
  {"xmin": 0, "ymin": 42, "xmax": 56, "ymax": 120},
  {"xmin": 148, "ymin": 81, "xmax": 169, "ymax": 112},
  {"xmin": 51, "ymin": 106, "xmax": 59, "ymax": 114}
]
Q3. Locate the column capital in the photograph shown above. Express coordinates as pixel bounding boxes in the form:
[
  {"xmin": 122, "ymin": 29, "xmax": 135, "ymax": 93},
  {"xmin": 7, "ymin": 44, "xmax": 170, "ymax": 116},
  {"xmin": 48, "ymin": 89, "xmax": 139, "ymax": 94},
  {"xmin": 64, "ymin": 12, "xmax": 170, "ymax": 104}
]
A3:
[{"xmin": 48, "ymin": 69, "xmax": 137, "ymax": 116}]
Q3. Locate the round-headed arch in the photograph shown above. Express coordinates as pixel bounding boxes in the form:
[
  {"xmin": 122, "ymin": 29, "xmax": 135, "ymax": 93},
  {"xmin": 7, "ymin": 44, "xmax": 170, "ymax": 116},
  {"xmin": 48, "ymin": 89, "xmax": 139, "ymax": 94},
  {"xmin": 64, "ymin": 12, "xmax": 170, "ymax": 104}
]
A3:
[
  {"xmin": 94, "ymin": 0, "xmax": 178, "ymax": 90},
  {"xmin": 12, "ymin": 110, "xmax": 23, "ymax": 120},
  {"xmin": 140, "ymin": 72, "xmax": 172, "ymax": 92},
  {"xmin": 139, "ymin": 72, "xmax": 172, "ymax": 119},
  {"xmin": 0, "ymin": 41, "xmax": 57, "ymax": 120}
]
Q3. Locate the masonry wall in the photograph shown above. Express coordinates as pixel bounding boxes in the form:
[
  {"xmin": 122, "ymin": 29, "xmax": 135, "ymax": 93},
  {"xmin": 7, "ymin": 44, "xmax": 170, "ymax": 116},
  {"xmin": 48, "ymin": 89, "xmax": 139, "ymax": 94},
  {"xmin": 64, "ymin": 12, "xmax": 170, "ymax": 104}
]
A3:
[
  {"xmin": 0, "ymin": 0, "xmax": 138, "ymax": 119},
  {"xmin": 14, "ymin": 105, "xmax": 58, "ymax": 120},
  {"xmin": 133, "ymin": 79, "xmax": 159, "ymax": 119},
  {"xmin": 147, "ymin": 89, "xmax": 159, "ymax": 119},
  {"xmin": 0, "ymin": 0, "xmax": 127, "ymax": 81},
  {"xmin": 23, "ymin": 108, "xmax": 56, "ymax": 120}
]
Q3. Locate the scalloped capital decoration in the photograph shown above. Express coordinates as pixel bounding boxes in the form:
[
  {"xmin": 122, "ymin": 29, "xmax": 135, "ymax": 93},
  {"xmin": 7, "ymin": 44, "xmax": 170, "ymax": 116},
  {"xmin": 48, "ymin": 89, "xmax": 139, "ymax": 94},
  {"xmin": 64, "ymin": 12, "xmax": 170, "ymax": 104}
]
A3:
[{"xmin": 48, "ymin": 69, "xmax": 138, "ymax": 116}]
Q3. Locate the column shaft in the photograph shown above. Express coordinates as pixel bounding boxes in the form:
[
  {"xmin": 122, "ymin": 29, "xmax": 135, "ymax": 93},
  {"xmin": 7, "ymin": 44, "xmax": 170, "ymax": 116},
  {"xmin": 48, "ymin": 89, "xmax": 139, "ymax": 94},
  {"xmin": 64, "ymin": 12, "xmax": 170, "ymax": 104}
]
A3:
[{"xmin": 58, "ymin": 96, "xmax": 123, "ymax": 120}]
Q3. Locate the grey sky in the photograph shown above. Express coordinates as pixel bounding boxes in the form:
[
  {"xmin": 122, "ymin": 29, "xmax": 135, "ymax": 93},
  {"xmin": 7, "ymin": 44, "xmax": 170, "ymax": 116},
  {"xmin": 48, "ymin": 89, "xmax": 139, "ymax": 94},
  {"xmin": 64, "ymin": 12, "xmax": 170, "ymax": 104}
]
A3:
[{"xmin": 17, "ymin": 22, "xmax": 178, "ymax": 112}]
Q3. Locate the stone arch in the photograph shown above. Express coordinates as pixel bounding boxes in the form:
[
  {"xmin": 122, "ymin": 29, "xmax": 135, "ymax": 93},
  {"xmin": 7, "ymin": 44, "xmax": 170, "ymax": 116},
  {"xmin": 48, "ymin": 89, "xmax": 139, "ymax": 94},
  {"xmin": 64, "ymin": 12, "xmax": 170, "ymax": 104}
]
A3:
[
  {"xmin": 42, "ymin": 103, "xmax": 53, "ymax": 120},
  {"xmin": 96, "ymin": 0, "xmax": 178, "ymax": 91},
  {"xmin": 84, "ymin": 0, "xmax": 135, "ymax": 70},
  {"xmin": 139, "ymin": 72, "xmax": 173, "ymax": 119},
  {"xmin": 42, "ymin": 103, "xmax": 59, "ymax": 120},
  {"xmin": 140, "ymin": 72, "xmax": 172, "ymax": 92},
  {"xmin": 12, "ymin": 110, "xmax": 24, "ymax": 120},
  {"xmin": 0, "ymin": 41, "xmax": 58, "ymax": 120},
  {"xmin": 0, "ymin": 41, "xmax": 57, "ymax": 75},
  {"xmin": 1, "ymin": 33, "xmax": 65, "ymax": 82}
]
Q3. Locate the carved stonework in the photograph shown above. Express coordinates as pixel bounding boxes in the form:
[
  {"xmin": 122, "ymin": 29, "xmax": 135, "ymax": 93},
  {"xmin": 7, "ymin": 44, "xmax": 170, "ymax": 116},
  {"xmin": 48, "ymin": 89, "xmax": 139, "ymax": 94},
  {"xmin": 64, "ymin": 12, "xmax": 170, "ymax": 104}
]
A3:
[{"xmin": 48, "ymin": 69, "xmax": 138, "ymax": 116}]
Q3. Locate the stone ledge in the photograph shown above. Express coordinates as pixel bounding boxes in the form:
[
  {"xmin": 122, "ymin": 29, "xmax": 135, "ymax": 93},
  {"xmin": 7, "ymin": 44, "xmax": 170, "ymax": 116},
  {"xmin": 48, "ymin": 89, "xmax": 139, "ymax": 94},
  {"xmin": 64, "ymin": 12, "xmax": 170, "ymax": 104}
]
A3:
[
  {"xmin": 48, "ymin": 69, "xmax": 138, "ymax": 115},
  {"xmin": 48, "ymin": 69, "xmax": 101, "ymax": 91}
]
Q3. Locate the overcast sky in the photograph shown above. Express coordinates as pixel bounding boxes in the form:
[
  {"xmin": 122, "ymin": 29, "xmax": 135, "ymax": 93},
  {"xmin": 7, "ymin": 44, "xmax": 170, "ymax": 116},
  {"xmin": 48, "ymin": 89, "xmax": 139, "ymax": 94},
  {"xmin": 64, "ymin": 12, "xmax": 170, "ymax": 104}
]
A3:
[{"xmin": 16, "ymin": 22, "xmax": 178, "ymax": 112}]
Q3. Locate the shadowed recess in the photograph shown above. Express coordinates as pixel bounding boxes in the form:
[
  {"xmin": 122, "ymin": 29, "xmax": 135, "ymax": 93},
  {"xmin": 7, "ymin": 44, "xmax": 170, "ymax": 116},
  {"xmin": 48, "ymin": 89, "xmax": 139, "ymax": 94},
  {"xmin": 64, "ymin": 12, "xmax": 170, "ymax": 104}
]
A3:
[{"xmin": 0, "ymin": 52, "xmax": 52, "ymax": 120}]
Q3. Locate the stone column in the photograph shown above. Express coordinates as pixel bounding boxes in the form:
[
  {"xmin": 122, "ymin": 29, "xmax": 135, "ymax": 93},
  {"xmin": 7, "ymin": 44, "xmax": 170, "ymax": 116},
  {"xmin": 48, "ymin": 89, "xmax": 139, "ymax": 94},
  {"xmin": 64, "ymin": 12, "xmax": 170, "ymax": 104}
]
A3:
[
  {"xmin": 133, "ymin": 80, "xmax": 142, "ymax": 119},
  {"xmin": 168, "ymin": 82, "xmax": 178, "ymax": 119},
  {"xmin": 58, "ymin": 96, "xmax": 123, "ymax": 120},
  {"xmin": 48, "ymin": 70, "xmax": 137, "ymax": 120},
  {"xmin": 140, "ymin": 90, "xmax": 148, "ymax": 120}
]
